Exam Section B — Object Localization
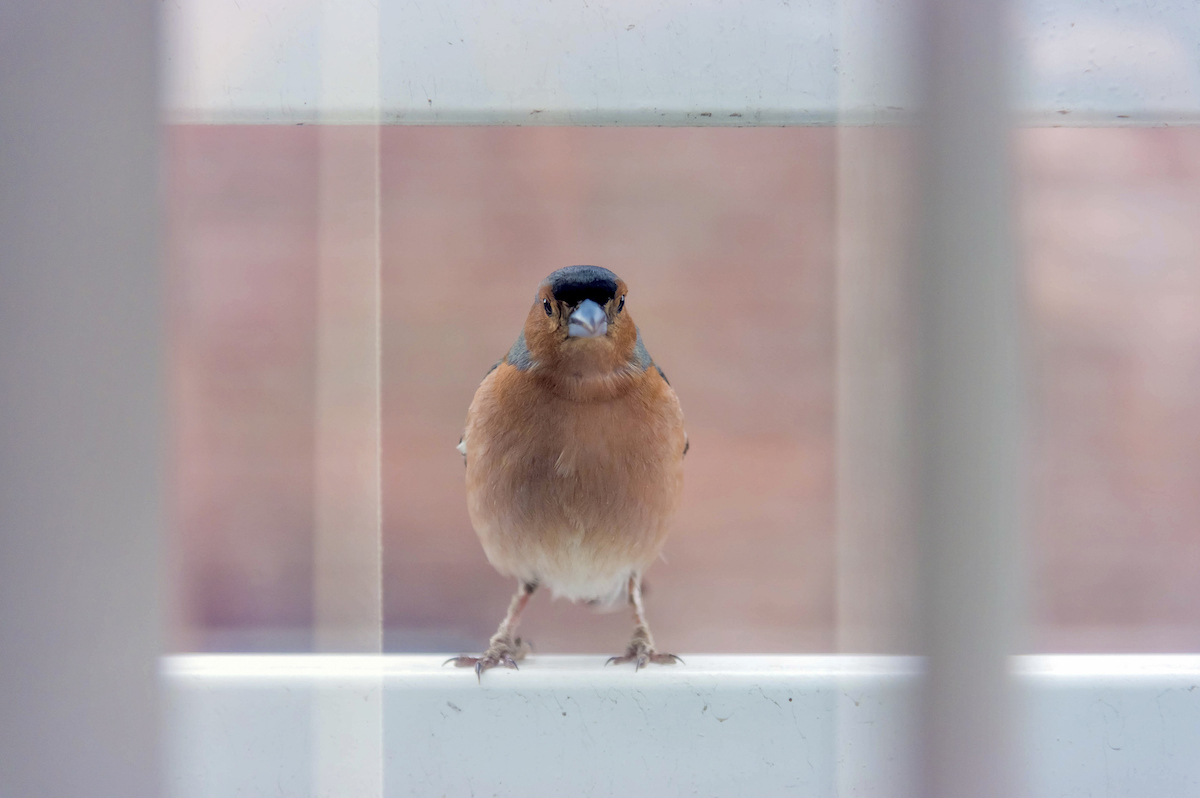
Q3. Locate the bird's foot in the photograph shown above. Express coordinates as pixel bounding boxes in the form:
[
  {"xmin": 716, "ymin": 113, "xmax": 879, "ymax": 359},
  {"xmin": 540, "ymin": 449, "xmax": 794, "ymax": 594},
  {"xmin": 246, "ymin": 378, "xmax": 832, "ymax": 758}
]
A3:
[
  {"xmin": 605, "ymin": 642, "xmax": 683, "ymax": 671},
  {"xmin": 444, "ymin": 637, "xmax": 530, "ymax": 682}
]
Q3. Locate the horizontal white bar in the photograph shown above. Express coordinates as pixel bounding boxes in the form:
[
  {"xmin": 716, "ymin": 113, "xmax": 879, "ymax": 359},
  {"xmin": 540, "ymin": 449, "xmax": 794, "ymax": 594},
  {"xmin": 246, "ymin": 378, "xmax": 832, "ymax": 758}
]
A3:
[
  {"xmin": 1015, "ymin": 653, "xmax": 1200, "ymax": 678},
  {"xmin": 163, "ymin": 0, "xmax": 1200, "ymax": 125},
  {"xmin": 164, "ymin": 654, "xmax": 1200, "ymax": 797}
]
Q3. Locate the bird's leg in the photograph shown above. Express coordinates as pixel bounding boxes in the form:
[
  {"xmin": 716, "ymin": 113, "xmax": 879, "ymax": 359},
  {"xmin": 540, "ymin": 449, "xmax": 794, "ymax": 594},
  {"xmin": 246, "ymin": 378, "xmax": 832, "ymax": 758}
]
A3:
[
  {"xmin": 445, "ymin": 581, "xmax": 536, "ymax": 680},
  {"xmin": 606, "ymin": 574, "xmax": 682, "ymax": 670}
]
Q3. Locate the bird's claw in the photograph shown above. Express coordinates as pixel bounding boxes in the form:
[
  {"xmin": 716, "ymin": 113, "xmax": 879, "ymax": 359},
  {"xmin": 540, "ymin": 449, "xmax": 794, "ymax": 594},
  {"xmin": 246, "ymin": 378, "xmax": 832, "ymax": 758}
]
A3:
[
  {"xmin": 605, "ymin": 647, "xmax": 683, "ymax": 671},
  {"xmin": 444, "ymin": 649, "xmax": 523, "ymax": 682}
]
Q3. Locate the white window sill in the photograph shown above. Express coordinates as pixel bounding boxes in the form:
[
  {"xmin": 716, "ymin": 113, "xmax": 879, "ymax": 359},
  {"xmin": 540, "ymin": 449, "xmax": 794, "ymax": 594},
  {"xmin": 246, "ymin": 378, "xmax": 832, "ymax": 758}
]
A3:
[{"xmin": 164, "ymin": 654, "xmax": 1200, "ymax": 797}]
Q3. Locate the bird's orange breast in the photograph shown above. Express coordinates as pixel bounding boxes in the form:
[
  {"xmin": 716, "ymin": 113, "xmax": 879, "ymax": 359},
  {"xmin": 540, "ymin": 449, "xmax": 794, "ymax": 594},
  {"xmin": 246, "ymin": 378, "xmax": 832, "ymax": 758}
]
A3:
[{"xmin": 462, "ymin": 363, "xmax": 685, "ymax": 602}]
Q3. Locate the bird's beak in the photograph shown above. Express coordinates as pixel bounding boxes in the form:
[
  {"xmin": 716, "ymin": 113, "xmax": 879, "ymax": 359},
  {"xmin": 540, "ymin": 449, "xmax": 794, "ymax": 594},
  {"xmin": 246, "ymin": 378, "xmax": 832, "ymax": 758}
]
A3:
[{"xmin": 568, "ymin": 299, "xmax": 608, "ymax": 338}]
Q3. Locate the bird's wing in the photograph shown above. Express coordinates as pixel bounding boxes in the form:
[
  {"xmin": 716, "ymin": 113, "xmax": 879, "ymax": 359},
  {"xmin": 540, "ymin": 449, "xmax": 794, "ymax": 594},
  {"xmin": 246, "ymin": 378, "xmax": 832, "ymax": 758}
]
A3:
[
  {"xmin": 458, "ymin": 336, "xmax": 521, "ymax": 462},
  {"xmin": 461, "ymin": 348, "xmax": 515, "ymax": 463},
  {"xmin": 632, "ymin": 328, "xmax": 685, "ymax": 454},
  {"xmin": 505, "ymin": 331, "xmax": 535, "ymax": 371}
]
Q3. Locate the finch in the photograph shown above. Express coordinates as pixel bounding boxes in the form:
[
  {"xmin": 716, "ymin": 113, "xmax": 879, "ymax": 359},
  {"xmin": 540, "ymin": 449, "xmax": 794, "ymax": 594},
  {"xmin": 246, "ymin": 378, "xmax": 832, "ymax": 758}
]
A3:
[{"xmin": 448, "ymin": 265, "xmax": 687, "ymax": 679}]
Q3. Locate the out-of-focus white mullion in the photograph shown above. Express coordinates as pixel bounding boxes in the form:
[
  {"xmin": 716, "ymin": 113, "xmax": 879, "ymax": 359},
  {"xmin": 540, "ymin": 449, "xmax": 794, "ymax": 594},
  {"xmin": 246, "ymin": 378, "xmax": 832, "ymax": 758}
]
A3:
[
  {"xmin": 834, "ymin": 0, "xmax": 919, "ymax": 658},
  {"xmin": 311, "ymin": 0, "xmax": 384, "ymax": 795},
  {"xmin": 835, "ymin": 1, "xmax": 916, "ymax": 792},
  {"xmin": 834, "ymin": 0, "xmax": 919, "ymax": 792},
  {"xmin": 913, "ymin": 0, "xmax": 1023, "ymax": 796},
  {"xmin": 0, "ymin": 1, "xmax": 161, "ymax": 796},
  {"xmin": 833, "ymin": 127, "xmax": 919, "ymax": 657},
  {"xmin": 312, "ymin": 0, "xmax": 382, "ymax": 661}
]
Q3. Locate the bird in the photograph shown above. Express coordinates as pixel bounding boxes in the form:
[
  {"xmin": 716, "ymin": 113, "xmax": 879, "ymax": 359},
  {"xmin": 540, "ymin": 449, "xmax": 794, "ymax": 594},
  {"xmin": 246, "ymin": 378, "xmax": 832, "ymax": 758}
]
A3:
[{"xmin": 447, "ymin": 265, "xmax": 688, "ymax": 679}]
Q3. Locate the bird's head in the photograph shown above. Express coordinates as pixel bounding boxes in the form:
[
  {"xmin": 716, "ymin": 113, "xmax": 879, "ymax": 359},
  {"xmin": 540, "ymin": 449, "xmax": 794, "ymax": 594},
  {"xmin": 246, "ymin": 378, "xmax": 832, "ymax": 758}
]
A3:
[{"xmin": 523, "ymin": 265, "xmax": 639, "ymax": 382}]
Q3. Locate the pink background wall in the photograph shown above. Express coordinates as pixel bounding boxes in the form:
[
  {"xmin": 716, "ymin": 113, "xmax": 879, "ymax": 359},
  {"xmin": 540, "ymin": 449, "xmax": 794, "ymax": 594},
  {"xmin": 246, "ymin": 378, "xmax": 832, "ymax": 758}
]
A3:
[{"xmin": 168, "ymin": 126, "xmax": 1200, "ymax": 654}]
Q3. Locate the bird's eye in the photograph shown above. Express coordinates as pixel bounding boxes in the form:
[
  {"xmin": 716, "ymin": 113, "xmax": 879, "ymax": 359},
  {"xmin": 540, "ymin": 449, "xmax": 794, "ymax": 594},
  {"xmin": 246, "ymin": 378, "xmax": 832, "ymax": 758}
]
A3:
[
  {"xmin": 543, "ymin": 298, "xmax": 553, "ymax": 317},
  {"xmin": 617, "ymin": 295, "xmax": 625, "ymax": 313}
]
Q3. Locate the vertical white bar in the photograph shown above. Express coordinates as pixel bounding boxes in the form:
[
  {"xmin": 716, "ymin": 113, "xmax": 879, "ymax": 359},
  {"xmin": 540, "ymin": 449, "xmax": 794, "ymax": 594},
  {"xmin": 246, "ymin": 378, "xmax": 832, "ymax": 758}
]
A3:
[
  {"xmin": 0, "ymin": 1, "xmax": 162, "ymax": 796},
  {"xmin": 913, "ymin": 0, "xmax": 1023, "ymax": 796},
  {"xmin": 835, "ymin": 0, "xmax": 919, "ymax": 657},
  {"xmin": 313, "ymin": 37, "xmax": 383, "ymax": 659},
  {"xmin": 835, "ymin": 2, "xmax": 920, "ymax": 794},
  {"xmin": 311, "ymin": 1, "xmax": 383, "ymax": 796},
  {"xmin": 834, "ymin": 126, "xmax": 919, "ymax": 655}
]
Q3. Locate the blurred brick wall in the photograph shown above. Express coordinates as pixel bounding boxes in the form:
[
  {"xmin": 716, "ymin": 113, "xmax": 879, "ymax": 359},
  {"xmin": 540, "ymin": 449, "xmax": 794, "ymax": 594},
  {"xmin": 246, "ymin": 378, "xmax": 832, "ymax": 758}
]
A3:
[
  {"xmin": 169, "ymin": 127, "xmax": 320, "ymax": 650},
  {"xmin": 1022, "ymin": 128, "xmax": 1200, "ymax": 652},
  {"xmin": 169, "ymin": 125, "xmax": 1200, "ymax": 654}
]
